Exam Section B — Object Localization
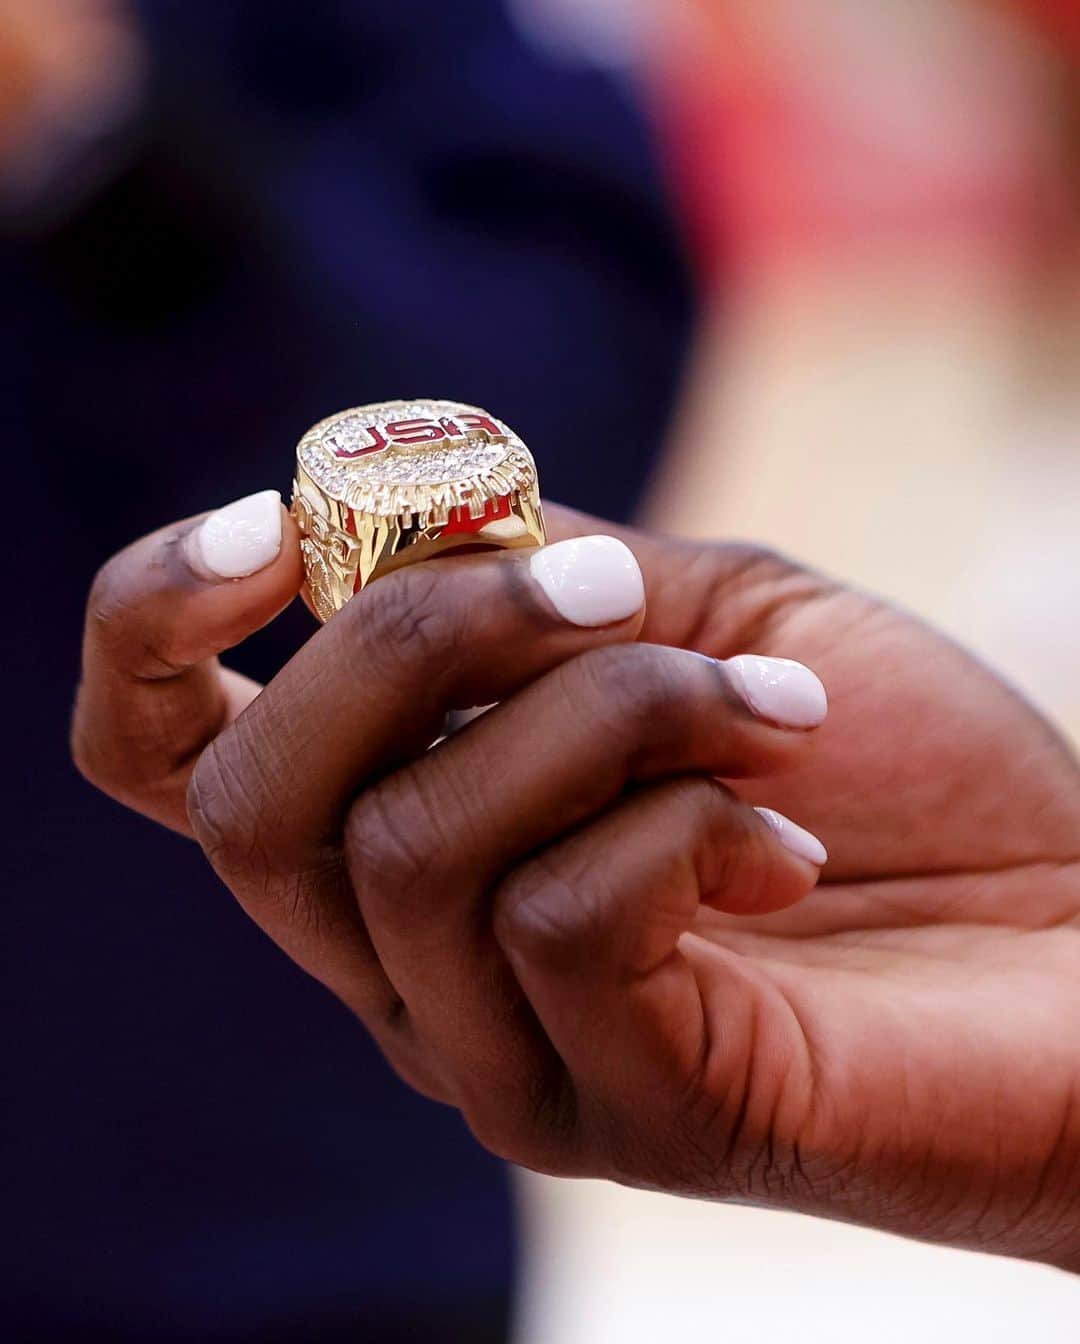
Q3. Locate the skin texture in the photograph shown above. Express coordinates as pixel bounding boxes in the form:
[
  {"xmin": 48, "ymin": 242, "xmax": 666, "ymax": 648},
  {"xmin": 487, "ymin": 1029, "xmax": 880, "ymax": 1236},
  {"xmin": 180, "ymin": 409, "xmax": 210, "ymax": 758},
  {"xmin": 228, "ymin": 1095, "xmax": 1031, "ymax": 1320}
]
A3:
[{"xmin": 73, "ymin": 501, "xmax": 1080, "ymax": 1273}]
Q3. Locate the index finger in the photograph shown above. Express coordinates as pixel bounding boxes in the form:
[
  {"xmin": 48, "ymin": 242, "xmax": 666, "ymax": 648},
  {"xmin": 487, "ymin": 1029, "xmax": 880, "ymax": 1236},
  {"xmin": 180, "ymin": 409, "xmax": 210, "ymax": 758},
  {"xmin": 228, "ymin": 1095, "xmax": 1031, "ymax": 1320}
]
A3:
[{"xmin": 186, "ymin": 533, "xmax": 647, "ymax": 994}]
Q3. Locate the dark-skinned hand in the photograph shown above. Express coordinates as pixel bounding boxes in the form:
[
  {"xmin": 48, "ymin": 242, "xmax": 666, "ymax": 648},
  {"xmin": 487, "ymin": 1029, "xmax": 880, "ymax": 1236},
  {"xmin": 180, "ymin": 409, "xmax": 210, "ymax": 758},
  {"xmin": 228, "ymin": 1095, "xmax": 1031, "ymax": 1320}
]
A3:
[{"xmin": 73, "ymin": 492, "xmax": 1080, "ymax": 1273}]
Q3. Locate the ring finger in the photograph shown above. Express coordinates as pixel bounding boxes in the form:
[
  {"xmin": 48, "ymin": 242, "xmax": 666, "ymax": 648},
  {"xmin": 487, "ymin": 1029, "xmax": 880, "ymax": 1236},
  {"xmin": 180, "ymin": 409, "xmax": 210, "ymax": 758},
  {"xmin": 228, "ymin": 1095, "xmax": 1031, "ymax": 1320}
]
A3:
[{"xmin": 345, "ymin": 644, "xmax": 827, "ymax": 1126}]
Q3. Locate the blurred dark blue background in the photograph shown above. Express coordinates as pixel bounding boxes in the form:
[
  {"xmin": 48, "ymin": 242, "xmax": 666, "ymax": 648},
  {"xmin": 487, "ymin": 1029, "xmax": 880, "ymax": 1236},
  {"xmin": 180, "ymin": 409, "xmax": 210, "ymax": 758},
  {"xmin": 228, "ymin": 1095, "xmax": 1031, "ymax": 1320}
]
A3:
[{"xmin": 1, "ymin": 2, "xmax": 691, "ymax": 1338}]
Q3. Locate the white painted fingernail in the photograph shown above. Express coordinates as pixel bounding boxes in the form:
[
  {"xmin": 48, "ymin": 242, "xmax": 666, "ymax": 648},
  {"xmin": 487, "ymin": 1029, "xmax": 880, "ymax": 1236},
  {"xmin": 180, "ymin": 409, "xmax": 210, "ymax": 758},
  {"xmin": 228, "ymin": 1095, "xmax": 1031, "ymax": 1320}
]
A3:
[
  {"xmin": 529, "ymin": 535, "xmax": 645, "ymax": 627},
  {"xmin": 196, "ymin": 490, "xmax": 283, "ymax": 579},
  {"xmin": 727, "ymin": 655, "xmax": 828, "ymax": 729},
  {"xmin": 755, "ymin": 808, "xmax": 828, "ymax": 867}
]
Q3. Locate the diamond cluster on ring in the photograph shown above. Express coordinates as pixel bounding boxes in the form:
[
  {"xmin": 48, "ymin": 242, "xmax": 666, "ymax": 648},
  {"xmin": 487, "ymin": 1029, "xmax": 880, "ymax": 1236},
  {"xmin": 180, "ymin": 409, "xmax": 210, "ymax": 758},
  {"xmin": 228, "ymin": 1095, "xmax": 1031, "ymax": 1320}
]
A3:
[{"xmin": 298, "ymin": 400, "xmax": 517, "ymax": 498}]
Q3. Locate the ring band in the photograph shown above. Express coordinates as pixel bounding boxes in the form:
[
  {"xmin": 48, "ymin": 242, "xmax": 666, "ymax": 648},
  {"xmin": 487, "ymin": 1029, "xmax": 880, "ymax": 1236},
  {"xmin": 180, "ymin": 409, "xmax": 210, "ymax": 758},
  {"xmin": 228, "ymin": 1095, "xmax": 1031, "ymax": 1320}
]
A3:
[{"xmin": 291, "ymin": 399, "xmax": 546, "ymax": 622}]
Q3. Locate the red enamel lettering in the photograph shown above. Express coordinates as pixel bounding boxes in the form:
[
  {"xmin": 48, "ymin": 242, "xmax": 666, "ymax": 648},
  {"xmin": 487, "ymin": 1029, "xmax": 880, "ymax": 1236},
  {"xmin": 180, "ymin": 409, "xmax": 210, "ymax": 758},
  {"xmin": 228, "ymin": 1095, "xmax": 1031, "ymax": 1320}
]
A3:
[
  {"xmin": 387, "ymin": 418, "xmax": 446, "ymax": 445},
  {"xmin": 333, "ymin": 424, "xmax": 388, "ymax": 459},
  {"xmin": 458, "ymin": 414, "xmax": 501, "ymax": 438}
]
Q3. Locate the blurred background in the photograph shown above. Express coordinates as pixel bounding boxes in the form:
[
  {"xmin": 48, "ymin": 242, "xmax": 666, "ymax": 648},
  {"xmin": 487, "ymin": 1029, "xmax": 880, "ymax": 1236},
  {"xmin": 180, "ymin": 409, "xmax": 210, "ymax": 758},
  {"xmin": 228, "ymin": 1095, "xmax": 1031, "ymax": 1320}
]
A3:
[{"xmin": 2, "ymin": 1, "xmax": 1078, "ymax": 1340}]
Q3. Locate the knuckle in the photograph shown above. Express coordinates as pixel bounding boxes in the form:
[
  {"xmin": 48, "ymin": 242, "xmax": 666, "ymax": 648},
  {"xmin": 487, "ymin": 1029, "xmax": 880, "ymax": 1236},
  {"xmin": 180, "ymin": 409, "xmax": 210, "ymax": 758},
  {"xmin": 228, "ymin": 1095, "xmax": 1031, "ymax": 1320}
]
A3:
[
  {"xmin": 85, "ymin": 542, "xmax": 187, "ymax": 679},
  {"xmin": 583, "ymin": 641, "xmax": 658, "ymax": 706},
  {"xmin": 353, "ymin": 565, "xmax": 466, "ymax": 680},
  {"xmin": 568, "ymin": 643, "xmax": 700, "ymax": 749},
  {"xmin": 186, "ymin": 735, "xmax": 270, "ymax": 883},
  {"xmin": 713, "ymin": 540, "xmax": 787, "ymax": 580},
  {"xmin": 700, "ymin": 542, "xmax": 802, "ymax": 612},
  {"xmin": 679, "ymin": 774, "xmax": 737, "ymax": 835},
  {"xmin": 663, "ymin": 773, "xmax": 724, "ymax": 816},
  {"xmin": 85, "ymin": 556, "xmax": 134, "ymax": 654},
  {"xmin": 344, "ymin": 779, "xmax": 435, "ymax": 912},
  {"xmin": 693, "ymin": 542, "xmax": 831, "ymax": 647},
  {"xmin": 660, "ymin": 778, "xmax": 774, "ymax": 913},
  {"xmin": 494, "ymin": 859, "xmax": 599, "ymax": 974},
  {"xmin": 86, "ymin": 553, "xmax": 123, "ymax": 619}
]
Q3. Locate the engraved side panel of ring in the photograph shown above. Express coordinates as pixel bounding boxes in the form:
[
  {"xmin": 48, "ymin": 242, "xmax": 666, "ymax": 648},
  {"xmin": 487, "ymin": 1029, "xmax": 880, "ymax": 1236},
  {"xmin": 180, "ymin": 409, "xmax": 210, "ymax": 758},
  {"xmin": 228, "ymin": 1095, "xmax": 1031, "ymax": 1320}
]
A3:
[{"xmin": 291, "ymin": 399, "xmax": 545, "ymax": 621}]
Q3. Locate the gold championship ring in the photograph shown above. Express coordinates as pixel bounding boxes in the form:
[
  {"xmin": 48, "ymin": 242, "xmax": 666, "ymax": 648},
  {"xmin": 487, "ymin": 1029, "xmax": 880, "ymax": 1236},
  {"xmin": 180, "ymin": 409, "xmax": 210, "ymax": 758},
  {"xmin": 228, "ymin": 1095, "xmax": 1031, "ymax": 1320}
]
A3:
[{"xmin": 291, "ymin": 399, "xmax": 546, "ymax": 622}]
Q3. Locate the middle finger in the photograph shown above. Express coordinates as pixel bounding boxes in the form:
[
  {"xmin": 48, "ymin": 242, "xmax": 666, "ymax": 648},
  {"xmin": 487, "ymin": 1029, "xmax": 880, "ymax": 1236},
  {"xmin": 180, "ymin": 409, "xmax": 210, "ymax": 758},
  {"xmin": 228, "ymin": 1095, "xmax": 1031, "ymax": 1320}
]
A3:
[
  {"xmin": 346, "ymin": 645, "xmax": 826, "ymax": 1101},
  {"xmin": 187, "ymin": 534, "xmax": 646, "ymax": 1014}
]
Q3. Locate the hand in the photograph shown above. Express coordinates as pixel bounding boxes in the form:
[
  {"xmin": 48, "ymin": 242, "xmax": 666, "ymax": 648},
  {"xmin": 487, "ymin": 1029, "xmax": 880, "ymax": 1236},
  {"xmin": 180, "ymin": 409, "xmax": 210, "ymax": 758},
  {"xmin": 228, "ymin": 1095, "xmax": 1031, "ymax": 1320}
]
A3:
[{"xmin": 73, "ymin": 493, "xmax": 1080, "ymax": 1271}]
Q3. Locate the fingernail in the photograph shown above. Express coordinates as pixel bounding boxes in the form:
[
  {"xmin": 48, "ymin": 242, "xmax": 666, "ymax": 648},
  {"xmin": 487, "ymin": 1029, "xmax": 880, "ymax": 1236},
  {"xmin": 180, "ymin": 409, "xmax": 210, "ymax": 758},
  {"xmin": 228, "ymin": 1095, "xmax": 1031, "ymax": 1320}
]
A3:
[
  {"xmin": 726, "ymin": 655, "xmax": 828, "ymax": 730},
  {"xmin": 196, "ymin": 489, "xmax": 283, "ymax": 579},
  {"xmin": 755, "ymin": 808, "xmax": 828, "ymax": 867},
  {"xmin": 529, "ymin": 535, "xmax": 645, "ymax": 627}
]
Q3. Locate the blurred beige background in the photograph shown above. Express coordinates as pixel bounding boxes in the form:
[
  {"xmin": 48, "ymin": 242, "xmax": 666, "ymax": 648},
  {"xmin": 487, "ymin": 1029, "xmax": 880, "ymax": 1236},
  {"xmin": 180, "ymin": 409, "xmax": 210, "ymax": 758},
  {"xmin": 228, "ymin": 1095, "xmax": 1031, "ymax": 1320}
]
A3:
[{"xmin": 515, "ymin": 0, "xmax": 1080, "ymax": 1338}]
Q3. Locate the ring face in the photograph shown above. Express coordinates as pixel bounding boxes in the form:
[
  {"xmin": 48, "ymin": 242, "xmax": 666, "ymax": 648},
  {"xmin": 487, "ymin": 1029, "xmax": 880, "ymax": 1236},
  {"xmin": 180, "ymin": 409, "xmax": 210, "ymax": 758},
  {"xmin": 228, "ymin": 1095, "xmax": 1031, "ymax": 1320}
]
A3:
[{"xmin": 291, "ymin": 399, "xmax": 546, "ymax": 622}]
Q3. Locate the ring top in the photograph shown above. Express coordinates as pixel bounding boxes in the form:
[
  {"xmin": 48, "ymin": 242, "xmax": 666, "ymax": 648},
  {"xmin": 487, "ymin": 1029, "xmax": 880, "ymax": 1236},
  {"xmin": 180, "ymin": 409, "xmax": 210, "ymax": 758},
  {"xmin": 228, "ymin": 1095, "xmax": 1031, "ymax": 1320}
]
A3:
[{"xmin": 296, "ymin": 398, "xmax": 538, "ymax": 524}]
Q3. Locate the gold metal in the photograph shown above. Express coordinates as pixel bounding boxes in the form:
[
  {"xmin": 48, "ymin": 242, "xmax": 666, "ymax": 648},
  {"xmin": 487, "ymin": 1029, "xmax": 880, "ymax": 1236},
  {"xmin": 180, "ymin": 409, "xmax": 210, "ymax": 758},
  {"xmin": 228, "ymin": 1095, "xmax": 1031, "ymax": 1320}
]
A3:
[{"xmin": 291, "ymin": 399, "xmax": 545, "ymax": 622}]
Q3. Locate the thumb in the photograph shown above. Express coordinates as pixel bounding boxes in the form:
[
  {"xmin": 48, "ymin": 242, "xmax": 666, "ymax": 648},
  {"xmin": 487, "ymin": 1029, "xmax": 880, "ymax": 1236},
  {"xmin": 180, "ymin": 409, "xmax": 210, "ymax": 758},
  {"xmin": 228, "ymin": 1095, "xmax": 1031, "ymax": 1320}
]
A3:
[{"xmin": 72, "ymin": 489, "xmax": 303, "ymax": 834}]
